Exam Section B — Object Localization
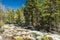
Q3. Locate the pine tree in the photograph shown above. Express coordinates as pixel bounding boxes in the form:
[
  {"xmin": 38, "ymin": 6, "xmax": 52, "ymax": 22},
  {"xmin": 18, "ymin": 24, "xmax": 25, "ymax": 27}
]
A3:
[
  {"xmin": 24, "ymin": 0, "xmax": 41, "ymax": 27},
  {"xmin": 39, "ymin": 0, "xmax": 59, "ymax": 31},
  {"xmin": 7, "ymin": 9, "xmax": 15, "ymax": 24},
  {"xmin": 16, "ymin": 5, "xmax": 25, "ymax": 25},
  {"xmin": 0, "ymin": 0, "xmax": 4, "ymax": 22}
]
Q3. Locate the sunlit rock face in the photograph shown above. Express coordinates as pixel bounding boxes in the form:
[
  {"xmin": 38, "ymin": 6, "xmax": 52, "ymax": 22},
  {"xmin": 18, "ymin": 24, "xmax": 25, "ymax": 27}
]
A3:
[{"xmin": 0, "ymin": 24, "xmax": 60, "ymax": 40}]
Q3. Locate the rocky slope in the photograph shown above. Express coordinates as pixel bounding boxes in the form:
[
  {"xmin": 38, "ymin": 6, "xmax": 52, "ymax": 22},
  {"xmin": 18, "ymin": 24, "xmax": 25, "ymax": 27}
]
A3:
[{"xmin": 0, "ymin": 24, "xmax": 60, "ymax": 40}]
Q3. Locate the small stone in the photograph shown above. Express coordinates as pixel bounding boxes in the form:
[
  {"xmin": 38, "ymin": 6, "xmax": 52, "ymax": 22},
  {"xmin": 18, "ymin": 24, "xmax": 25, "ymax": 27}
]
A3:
[{"xmin": 0, "ymin": 36, "xmax": 2, "ymax": 40}]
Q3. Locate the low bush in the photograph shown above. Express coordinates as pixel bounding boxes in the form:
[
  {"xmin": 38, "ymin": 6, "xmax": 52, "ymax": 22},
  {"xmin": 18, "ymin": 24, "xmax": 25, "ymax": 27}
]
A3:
[
  {"xmin": 0, "ymin": 22, "xmax": 4, "ymax": 27},
  {"xmin": 41, "ymin": 35, "xmax": 53, "ymax": 40},
  {"xmin": 16, "ymin": 37, "xmax": 23, "ymax": 40}
]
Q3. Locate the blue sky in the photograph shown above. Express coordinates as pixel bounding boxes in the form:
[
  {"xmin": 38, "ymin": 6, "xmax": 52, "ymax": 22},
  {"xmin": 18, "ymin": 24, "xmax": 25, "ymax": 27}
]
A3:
[{"xmin": 2, "ymin": 0, "xmax": 26, "ymax": 10}]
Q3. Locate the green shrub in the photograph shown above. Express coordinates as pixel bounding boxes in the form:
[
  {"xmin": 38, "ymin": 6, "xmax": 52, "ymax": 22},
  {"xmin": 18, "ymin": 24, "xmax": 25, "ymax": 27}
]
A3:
[
  {"xmin": 41, "ymin": 35, "xmax": 53, "ymax": 40},
  {"xmin": 16, "ymin": 37, "xmax": 23, "ymax": 40},
  {"xmin": 24, "ymin": 38, "xmax": 32, "ymax": 40},
  {"xmin": 0, "ymin": 22, "xmax": 4, "ymax": 27}
]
